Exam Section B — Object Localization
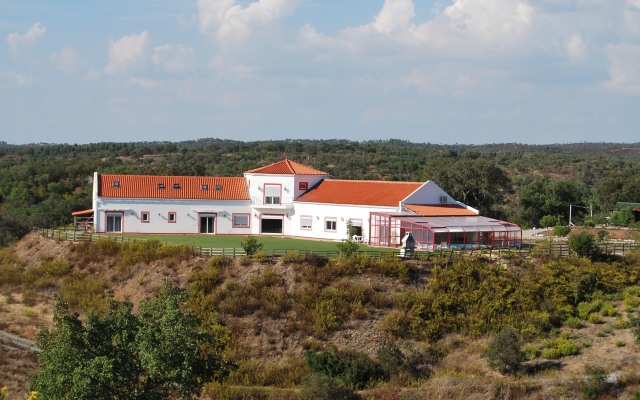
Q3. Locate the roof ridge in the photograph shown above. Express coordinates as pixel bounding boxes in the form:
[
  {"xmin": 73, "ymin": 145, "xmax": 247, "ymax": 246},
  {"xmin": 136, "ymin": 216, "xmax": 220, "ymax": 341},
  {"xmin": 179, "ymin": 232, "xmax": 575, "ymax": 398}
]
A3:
[
  {"xmin": 325, "ymin": 178, "xmax": 423, "ymax": 184},
  {"xmin": 101, "ymin": 174, "xmax": 243, "ymax": 179}
]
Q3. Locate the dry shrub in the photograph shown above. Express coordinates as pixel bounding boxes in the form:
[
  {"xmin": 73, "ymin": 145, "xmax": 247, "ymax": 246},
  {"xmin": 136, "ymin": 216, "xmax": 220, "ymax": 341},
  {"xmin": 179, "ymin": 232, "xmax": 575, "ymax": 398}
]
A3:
[
  {"xmin": 227, "ymin": 357, "xmax": 308, "ymax": 387},
  {"xmin": 59, "ymin": 273, "xmax": 108, "ymax": 312},
  {"xmin": 202, "ymin": 383, "xmax": 304, "ymax": 400},
  {"xmin": 213, "ymin": 267, "xmax": 288, "ymax": 317}
]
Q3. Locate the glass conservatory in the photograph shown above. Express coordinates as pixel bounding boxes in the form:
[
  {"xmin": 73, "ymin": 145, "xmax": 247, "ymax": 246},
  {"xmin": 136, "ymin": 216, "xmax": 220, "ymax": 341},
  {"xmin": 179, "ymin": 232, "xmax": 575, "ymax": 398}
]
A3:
[{"xmin": 369, "ymin": 213, "xmax": 522, "ymax": 251}]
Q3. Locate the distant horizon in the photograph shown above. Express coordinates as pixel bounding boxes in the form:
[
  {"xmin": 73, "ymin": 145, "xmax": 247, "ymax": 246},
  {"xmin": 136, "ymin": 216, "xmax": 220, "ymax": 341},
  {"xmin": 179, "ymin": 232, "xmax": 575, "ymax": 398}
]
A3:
[
  {"xmin": 2, "ymin": 138, "xmax": 640, "ymax": 148},
  {"xmin": 2, "ymin": 1, "xmax": 640, "ymax": 145}
]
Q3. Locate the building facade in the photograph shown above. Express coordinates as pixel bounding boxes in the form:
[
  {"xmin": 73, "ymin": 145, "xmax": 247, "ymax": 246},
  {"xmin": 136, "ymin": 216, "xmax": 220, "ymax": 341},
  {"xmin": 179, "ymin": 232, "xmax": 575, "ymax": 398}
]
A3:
[{"xmin": 87, "ymin": 159, "xmax": 521, "ymax": 249}]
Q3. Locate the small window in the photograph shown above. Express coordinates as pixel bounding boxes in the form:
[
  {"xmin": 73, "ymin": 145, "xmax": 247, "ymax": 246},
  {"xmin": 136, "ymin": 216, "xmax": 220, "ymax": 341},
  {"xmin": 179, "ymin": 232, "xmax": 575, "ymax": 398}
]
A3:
[
  {"xmin": 215, "ymin": 184, "xmax": 222, "ymax": 191},
  {"xmin": 201, "ymin": 184, "xmax": 208, "ymax": 191},
  {"xmin": 232, "ymin": 214, "xmax": 250, "ymax": 228},
  {"xmin": 141, "ymin": 211, "xmax": 150, "ymax": 223},
  {"xmin": 168, "ymin": 212, "xmax": 176, "ymax": 223},
  {"xmin": 158, "ymin": 183, "xmax": 165, "ymax": 189},
  {"xmin": 113, "ymin": 181, "xmax": 120, "ymax": 187},
  {"xmin": 173, "ymin": 183, "xmax": 180, "ymax": 189},
  {"xmin": 299, "ymin": 182, "xmax": 308, "ymax": 191},
  {"xmin": 301, "ymin": 216, "xmax": 312, "ymax": 230},
  {"xmin": 325, "ymin": 217, "xmax": 337, "ymax": 232}
]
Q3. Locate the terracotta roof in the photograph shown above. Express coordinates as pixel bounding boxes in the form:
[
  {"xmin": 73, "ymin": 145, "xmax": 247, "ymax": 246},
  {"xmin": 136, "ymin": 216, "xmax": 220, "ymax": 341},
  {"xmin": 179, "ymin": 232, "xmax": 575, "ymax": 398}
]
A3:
[
  {"xmin": 245, "ymin": 159, "xmax": 327, "ymax": 175},
  {"xmin": 71, "ymin": 208, "xmax": 94, "ymax": 216},
  {"xmin": 99, "ymin": 175, "xmax": 249, "ymax": 200},
  {"xmin": 403, "ymin": 204, "xmax": 478, "ymax": 216},
  {"xmin": 296, "ymin": 179, "xmax": 422, "ymax": 207}
]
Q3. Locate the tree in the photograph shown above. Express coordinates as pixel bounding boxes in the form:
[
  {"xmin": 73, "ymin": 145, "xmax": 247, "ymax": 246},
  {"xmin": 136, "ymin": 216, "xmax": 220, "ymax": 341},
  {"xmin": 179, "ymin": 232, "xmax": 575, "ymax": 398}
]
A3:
[
  {"xmin": 31, "ymin": 282, "xmax": 233, "ymax": 399},
  {"xmin": 539, "ymin": 215, "xmax": 560, "ymax": 229},
  {"xmin": 486, "ymin": 327, "xmax": 524, "ymax": 375},
  {"xmin": 420, "ymin": 156, "xmax": 512, "ymax": 217},
  {"xmin": 567, "ymin": 231, "xmax": 597, "ymax": 258}
]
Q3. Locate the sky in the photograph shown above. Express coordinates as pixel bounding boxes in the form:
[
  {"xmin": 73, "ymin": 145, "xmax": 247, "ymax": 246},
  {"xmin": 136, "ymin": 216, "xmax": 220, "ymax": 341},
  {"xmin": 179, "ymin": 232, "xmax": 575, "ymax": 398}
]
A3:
[{"xmin": 1, "ymin": 0, "xmax": 639, "ymax": 145}]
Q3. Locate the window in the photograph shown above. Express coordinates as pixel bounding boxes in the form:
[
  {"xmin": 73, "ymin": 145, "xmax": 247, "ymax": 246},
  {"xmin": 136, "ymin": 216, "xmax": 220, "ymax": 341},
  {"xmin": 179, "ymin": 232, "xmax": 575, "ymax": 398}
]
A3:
[
  {"xmin": 158, "ymin": 183, "xmax": 165, "ymax": 189},
  {"xmin": 173, "ymin": 183, "xmax": 180, "ymax": 189},
  {"xmin": 106, "ymin": 212, "xmax": 123, "ymax": 233},
  {"xmin": 113, "ymin": 181, "xmax": 120, "ymax": 187},
  {"xmin": 201, "ymin": 184, "xmax": 208, "ymax": 190},
  {"xmin": 215, "ymin": 184, "xmax": 222, "ymax": 191},
  {"xmin": 168, "ymin": 212, "xmax": 176, "ymax": 223},
  {"xmin": 233, "ymin": 213, "xmax": 250, "ymax": 228},
  {"xmin": 301, "ymin": 216, "xmax": 312, "ymax": 230},
  {"xmin": 141, "ymin": 211, "xmax": 150, "ymax": 223},
  {"xmin": 299, "ymin": 182, "xmax": 308, "ymax": 191},
  {"xmin": 325, "ymin": 217, "xmax": 337, "ymax": 232},
  {"xmin": 264, "ymin": 184, "xmax": 281, "ymax": 205}
]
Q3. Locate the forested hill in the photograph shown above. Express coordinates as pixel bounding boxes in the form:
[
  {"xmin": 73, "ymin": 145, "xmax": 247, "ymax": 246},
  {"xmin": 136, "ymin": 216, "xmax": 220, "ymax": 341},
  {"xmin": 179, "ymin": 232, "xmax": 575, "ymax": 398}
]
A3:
[{"xmin": 1, "ymin": 139, "xmax": 639, "ymax": 245}]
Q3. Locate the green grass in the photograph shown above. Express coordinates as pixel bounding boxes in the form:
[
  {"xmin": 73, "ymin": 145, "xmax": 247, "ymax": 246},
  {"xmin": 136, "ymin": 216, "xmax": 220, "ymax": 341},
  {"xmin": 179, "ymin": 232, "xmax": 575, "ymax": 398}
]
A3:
[{"xmin": 125, "ymin": 234, "xmax": 371, "ymax": 252}]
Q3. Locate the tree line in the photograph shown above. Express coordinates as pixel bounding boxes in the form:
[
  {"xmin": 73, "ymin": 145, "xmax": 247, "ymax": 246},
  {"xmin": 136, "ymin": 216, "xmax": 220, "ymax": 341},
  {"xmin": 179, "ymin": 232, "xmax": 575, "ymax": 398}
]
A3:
[{"xmin": 1, "ymin": 140, "xmax": 639, "ymax": 245}]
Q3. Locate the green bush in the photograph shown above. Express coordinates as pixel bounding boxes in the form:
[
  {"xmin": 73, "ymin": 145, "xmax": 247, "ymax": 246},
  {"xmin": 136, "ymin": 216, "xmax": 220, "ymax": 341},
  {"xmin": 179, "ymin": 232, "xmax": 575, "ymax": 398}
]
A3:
[
  {"xmin": 240, "ymin": 236, "xmax": 263, "ymax": 256},
  {"xmin": 486, "ymin": 327, "xmax": 524, "ymax": 374},
  {"xmin": 577, "ymin": 300, "xmax": 602, "ymax": 320},
  {"xmin": 540, "ymin": 215, "xmax": 560, "ymax": 229},
  {"xmin": 335, "ymin": 240, "xmax": 359, "ymax": 257},
  {"xmin": 563, "ymin": 317, "xmax": 583, "ymax": 329},
  {"xmin": 376, "ymin": 341, "xmax": 405, "ymax": 378},
  {"xmin": 553, "ymin": 225, "xmax": 570, "ymax": 236},
  {"xmin": 588, "ymin": 314, "xmax": 603, "ymax": 324},
  {"xmin": 304, "ymin": 348, "xmax": 386, "ymax": 389},
  {"xmin": 582, "ymin": 365, "xmax": 608, "ymax": 400},
  {"xmin": 300, "ymin": 373, "xmax": 354, "ymax": 400},
  {"xmin": 568, "ymin": 231, "xmax": 598, "ymax": 258},
  {"xmin": 540, "ymin": 337, "xmax": 578, "ymax": 359},
  {"xmin": 600, "ymin": 302, "xmax": 619, "ymax": 317},
  {"xmin": 522, "ymin": 344, "xmax": 538, "ymax": 360}
]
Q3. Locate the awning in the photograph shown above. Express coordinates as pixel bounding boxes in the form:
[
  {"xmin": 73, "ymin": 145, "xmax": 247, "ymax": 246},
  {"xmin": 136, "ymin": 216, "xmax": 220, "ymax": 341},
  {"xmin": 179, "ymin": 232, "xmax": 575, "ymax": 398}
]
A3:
[{"xmin": 71, "ymin": 209, "xmax": 94, "ymax": 216}]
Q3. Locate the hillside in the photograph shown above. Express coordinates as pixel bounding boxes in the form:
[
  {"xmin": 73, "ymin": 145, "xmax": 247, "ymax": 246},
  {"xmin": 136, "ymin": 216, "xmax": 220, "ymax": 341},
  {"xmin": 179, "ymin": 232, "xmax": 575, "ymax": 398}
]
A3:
[{"xmin": 2, "ymin": 233, "xmax": 640, "ymax": 398}]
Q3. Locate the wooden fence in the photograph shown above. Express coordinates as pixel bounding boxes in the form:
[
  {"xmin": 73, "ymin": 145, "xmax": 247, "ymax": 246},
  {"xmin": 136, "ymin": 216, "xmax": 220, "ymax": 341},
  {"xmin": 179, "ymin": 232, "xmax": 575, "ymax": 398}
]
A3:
[{"xmin": 33, "ymin": 228, "xmax": 640, "ymax": 260}]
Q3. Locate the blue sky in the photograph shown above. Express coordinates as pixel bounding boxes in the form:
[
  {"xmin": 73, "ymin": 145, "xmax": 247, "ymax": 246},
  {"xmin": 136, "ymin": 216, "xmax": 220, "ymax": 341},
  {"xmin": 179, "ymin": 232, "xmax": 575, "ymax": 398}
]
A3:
[{"xmin": 1, "ymin": 0, "xmax": 639, "ymax": 145}]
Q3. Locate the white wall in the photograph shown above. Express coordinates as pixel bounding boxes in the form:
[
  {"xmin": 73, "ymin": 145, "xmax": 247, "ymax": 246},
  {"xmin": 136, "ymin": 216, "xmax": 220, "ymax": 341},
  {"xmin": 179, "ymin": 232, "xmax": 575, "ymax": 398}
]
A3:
[
  {"xmin": 402, "ymin": 181, "xmax": 453, "ymax": 205},
  {"xmin": 288, "ymin": 202, "xmax": 398, "ymax": 242},
  {"xmin": 95, "ymin": 197, "xmax": 252, "ymax": 234}
]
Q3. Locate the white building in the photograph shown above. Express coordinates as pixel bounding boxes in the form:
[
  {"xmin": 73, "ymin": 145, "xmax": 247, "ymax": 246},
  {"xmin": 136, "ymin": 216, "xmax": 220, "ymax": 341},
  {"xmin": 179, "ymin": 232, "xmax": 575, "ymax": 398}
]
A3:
[{"xmin": 84, "ymin": 159, "xmax": 521, "ymax": 249}]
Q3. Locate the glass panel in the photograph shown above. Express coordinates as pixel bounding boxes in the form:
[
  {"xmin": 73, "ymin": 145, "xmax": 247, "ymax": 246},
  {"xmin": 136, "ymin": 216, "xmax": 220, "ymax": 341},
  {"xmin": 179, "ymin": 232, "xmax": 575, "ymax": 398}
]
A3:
[
  {"xmin": 301, "ymin": 217, "xmax": 312, "ymax": 229},
  {"xmin": 233, "ymin": 214, "xmax": 249, "ymax": 227}
]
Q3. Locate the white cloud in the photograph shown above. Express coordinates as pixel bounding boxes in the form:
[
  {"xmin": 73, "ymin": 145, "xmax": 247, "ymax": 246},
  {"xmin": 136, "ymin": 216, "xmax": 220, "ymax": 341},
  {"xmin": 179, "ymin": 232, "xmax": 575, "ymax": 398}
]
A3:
[
  {"xmin": 128, "ymin": 76, "xmax": 161, "ymax": 89},
  {"xmin": 6, "ymin": 23, "xmax": 46, "ymax": 51},
  {"xmin": 0, "ymin": 71, "xmax": 34, "ymax": 88},
  {"xmin": 152, "ymin": 44, "xmax": 194, "ymax": 72},
  {"xmin": 566, "ymin": 33, "xmax": 586, "ymax": 62},
  {"xmin": 105, "ymin": 32, "xmax": 149, "ymax": 74},
  {"xmin": 50, "ymin": 47, "xmax": 83, "ymax": 74},
  {"xmin": 300, "ymin": 0, "xmax": 535, "ymax": 56},
  {"xmin": 372, "ymin": 0, "xmax": 415, "ymax": 34},
  {"xmin": 604, "ymin": 43, "xmax": 640, "ymax": 93},
  {"xmin": 197, "ymin": 0, "xmax": 298, "ymax": 44}
]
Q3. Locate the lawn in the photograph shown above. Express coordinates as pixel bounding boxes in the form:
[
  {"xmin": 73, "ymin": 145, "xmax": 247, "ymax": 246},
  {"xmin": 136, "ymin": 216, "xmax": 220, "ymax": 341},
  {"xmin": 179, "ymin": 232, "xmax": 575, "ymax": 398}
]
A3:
[{"xmin": 126, "ymin": 234, "xmax": 363, "ymax": 252}]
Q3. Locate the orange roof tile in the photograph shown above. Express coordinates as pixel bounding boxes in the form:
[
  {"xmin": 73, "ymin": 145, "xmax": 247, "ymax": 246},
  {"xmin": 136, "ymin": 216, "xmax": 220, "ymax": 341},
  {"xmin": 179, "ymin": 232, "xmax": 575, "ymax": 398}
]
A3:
[
  {"xmin": 99, "ymin": 175, "xmax": 249, "ymax": 200},
  {"xmin": 245, "ymin": 159, "xmax": 327, "ymax": 175},
  {"xmin": 296, "ymin": 179, "xmax": 422, "ymax": 207},
  {"xmin": 71, "ymin": 208, "xmax": 94, "ymax": 216},
  {"xmin": 403, "ymin": 204, "xmax": 478, "ymax": 216}
]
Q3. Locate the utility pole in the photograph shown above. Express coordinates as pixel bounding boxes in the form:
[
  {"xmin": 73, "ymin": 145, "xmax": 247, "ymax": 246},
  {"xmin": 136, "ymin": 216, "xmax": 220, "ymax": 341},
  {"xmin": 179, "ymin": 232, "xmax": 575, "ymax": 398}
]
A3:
[{"xmin": 569, "ymin": 204, "xmax": 592, "ymax": 226}]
